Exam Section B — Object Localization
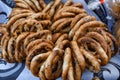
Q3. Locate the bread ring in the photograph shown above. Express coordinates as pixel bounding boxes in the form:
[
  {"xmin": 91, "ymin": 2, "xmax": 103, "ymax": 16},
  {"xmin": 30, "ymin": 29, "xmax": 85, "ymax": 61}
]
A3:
[
  {"xmin": 62, "ymin": 47, "xmax": 71, "ymax": 80},
  {"xmin": 73, "ymin": 52, "xmax": 81, "ymax": 80},
  {"xmin": 24, "ymin": 30, "xmax": 52, "ymax": 49},
  {"xmin": 73, "ymin": 21, "xmax": 107, "ymax": 40},
  {"xmin": 78, "ymin": 37, "xmax": 108, "ymax": 66},
  {"xmin": 69, "ymin": 15, "xmax": 96, "ymax": 39},
  {"xmin": 7, "ymin": 37, "xmax": 16, "ymax": 62},
  {"xmin": 50, "ymin": 18, "xmax": 69, "ymax": 31},
  {"xmin": 44, "ymin": 49, "xmax": 63, "ymax": 79},
  {"xmin": 105, "ymin": 32, "xmax": 118, "ymax": 55},
  {"xmin": 11, "ymin": 18, "xmax": 25, "ymax": 37},
  {"xmin": 53, "ymin": 12, "xmax": 75, "ymax": 21},
  {"xmin": 9, "ymin": 9, "xmax": 34, "ymax": 19},
  {"xmin": 80, "ymin": 48, "xmax": 100, "ymax": 72},
  {"xmin": 26, "ymin": 39, "xmax": 54, "ymax": 55},
  {"xmin": 67, "ymin": 60, "xmax": 74, "ymax": 80},
  {"xmin": 85, "ymin": 32, "xmax": 108, "ymax": 53},
  {"xmin": 30, "ymin": 52, "xmax": 50, "ymax": 77},
  {"xmin": 70, "ymin": 13, "xmax": 87, "ymax": 28},
  {"xmin": 38, "ymin": 62, "xmax": 46, "ymax": 80},
  {"xmin": 55, "ymin": 18, "xmax": 72, "ymax": 32},
  {"xmin": 71, "ymin": 41, "xmax": 85, "ymax": 72},
  {"xmin": 2, "ymin": 36, "xmax": 10, "ymax": 62},
  {"xmin": 15, "ymin": 32, "xmax": 30, "ymax": 62},
  {"xmin": 26, "ymin": 42, "xmax": 53, "ymax": 69},
  {"xmin": 7, "ymin": 13, "xmax": 33, "ymax": 29}
]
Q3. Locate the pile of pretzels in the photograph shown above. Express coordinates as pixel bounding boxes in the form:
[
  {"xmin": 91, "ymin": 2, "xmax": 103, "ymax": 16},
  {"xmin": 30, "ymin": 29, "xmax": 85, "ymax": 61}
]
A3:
[{"xmin": 0, "ymin": 0, "xmax": 118, "ymax": 80}]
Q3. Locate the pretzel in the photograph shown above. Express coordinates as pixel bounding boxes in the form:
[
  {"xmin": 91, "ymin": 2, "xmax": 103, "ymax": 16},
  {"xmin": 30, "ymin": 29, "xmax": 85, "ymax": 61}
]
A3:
[
  {"xmin": 30, "ymin": 51, "xmax": 50, "ymax": 77},
  {"xmin": 69, "ymin": 15, "xmax": 96, "ymax": 39},
  {"xmin": 67, "ymin": 60, "xmax": 74, "ymax": 80},
  {"xmin": 55, "ymin": 18, "xmax": 72, "ymax": 32},
  {"xmin": 7, "ymin": 37, "xmax": 16, "ymax": 62},
  {"xmin": 0, "ymin": 0, "xmax": 118, "ymax": 80},
  {"xmin": 2, "ymin": 35, "xmax": 10, "ymax": 62},
  {"xmin": 70, "ymin": 13, "xmax": 87, "ymax": 28},
  {"xmin": 24, "ymin": 30, "xmax": 52, "ymax": 49},
  {"xmin": 71, "ymin": 41, "xmax": 85, "ymax": 72},
  {"xmin": 50, "ymin": 18, "xmax": 69, "ymax": 31},
  {"xmin": 15, "ymin": 32, "xmax": 30, "ymax": 62},
  {"xmin": 26, "ymin": 39, "xmax": 54, "ymax": 55},
  {"xmin": 80, "ymin": 48, "xmax": 100, "ymax": 73},
  {"xmin": 73, "ymin": 21, "xmax": 107, "ymax": 40},
  {"xmin": 9, "ymin": 9, "xmax": 34, "ymax": 19},
  {"xmin": 73, "ymin": 52, "xmax": 81, "ymax": 80},
  {"xmin": 85, "ymin": 32, "xmax": 108, "ymax": 52},
  {"xmin": 78, "ymin": 37, "xmax": 108, "ymax": 66},
  {"xmin": 44, "ymin": 49, "xmax": 63, "ymax": 79},
  {"xmin": 62, "ymin": 47, "xmax": 71, "ymax": 80},
  {"xmin": 53, "ymin": 12, "xmax": 76, "ymax": 21},
  {"xmin": 7, "ymin": 13, "xmax": 33, "ymax": 29}
]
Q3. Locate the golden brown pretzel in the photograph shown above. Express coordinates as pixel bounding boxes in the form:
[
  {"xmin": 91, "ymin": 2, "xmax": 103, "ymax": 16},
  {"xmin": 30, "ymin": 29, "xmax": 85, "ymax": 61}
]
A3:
[
  {"xmin": 78, "ymin": 37, "xmax": 108, "ymax": 66},
  {"xmin": 9, "ymin": 9, "xmax": 34, "ymax": 19},
  {"xmin": 15, "ymin": 32, "xmax": 30, "ymax": 62},
  {"xmin": 2, "ymin": 35, "xmax": 10, "ymax": 62},
  {"xmin": 69, "ymin": 15, "xmax": 96, "ymax": 39},
  {"xmin": 26, "ymin": 39, "xmax": 54, "ymax": 55},
  {"xmin": 71, "ymin": 41, "xmax": 85, "ymax": 72},
  {"xmin": 30, "ymin": 51, "xmax": 50, "ymax": 77},
  {"xmin": 85, "ymin": 32, "xmax": 108, "ymax": 53},
  {"xmin": 7, "ymin": 37, "xmax": 16, "ymax": 62},
  {"xmin": 50, "ymin": 18, "xmax": 70, "ymax": 31},
  {"xmin": 62, "ymin": 47, "xmax": 71, "ymax": 80},
  {"xmin": 26, "ymin": 40, "xmax": 54, "ymax": 69},
  {"xmin": 73, "ymin": 21, "xmax": 107, "ymax": 40},
  {"xmin": 44, "ymin": 49, "xmax": 63, "ymax": 79},
  {"xmin": 7, "ymin": 13, "xmax": 33, "ymax": 29},
  {"xmin": 70, "ymin": 13, "xmax": 87, "ymax": 28},
  {"xmin": 73, "ymin": 52, "xmax": 81, "ymax": 80},
  {"xmin": 55, "ymin": 18, "xmax": 72, "ymax": 33},
  {"xmin": 24, "ymin": 30, "xmax": 52, "ymax": 49}
]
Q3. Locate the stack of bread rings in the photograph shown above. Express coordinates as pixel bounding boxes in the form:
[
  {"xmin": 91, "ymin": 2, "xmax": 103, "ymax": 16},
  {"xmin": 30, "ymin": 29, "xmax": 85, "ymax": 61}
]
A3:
[{"xmin": 0, "ymin": 0, "xmax": 118, "ymax": 80}]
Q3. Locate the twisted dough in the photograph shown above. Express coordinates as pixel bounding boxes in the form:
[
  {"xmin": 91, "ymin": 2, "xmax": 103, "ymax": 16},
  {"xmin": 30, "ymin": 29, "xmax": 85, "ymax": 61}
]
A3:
[{"xmin": 0, "ymin": 0, "xmax": 118, "ymax": 80}]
